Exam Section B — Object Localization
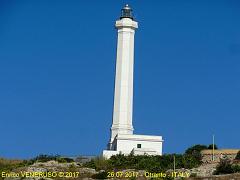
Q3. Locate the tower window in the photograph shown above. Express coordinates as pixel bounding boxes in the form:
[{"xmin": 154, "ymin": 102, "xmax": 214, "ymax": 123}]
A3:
[{"xmin": 137, "ymin": 144, "xmax": 141, "ymax": 148}]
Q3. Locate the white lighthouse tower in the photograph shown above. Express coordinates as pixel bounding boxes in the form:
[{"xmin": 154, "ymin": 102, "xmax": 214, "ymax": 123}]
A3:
[
  {"xmin": 103, "ymin": 5, "xmax": 163, "ymax": 158},
  {"xmin": 109, "ymin": 4, "xmax": 137, "ymax": 148}
]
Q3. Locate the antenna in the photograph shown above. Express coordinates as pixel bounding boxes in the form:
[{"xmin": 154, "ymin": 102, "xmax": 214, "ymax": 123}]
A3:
[{"xmin": 212, "ymin": 134, "xmax": 215, "ymax": 162}]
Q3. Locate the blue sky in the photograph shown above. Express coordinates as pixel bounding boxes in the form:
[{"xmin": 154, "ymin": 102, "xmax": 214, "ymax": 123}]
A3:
[{"xmin": 0, "ymin": 0, "xmax": 239, "ymax": 158}]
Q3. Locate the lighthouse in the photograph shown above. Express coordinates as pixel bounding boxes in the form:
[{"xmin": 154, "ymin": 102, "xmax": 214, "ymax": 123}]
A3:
[
  {"xmin": 109, "ymin": 4, "xmax": 137, "ymax": 149},
  {"xmin": 103, "ymin": 5, "xmax": 163, "ymax": 159}
]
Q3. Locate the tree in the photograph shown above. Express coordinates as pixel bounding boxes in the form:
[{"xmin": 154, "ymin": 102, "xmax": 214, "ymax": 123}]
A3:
[
  {"xmin": 185, "ymin": 145, "xmax": 208, "ymax": 155},
  {"xmin": 208, "ymin": 144, "xmax": 218, "ymax": 150},
  {"xmin": 185, "ymin": 144, "xmax": 208, "ymax": 162}
]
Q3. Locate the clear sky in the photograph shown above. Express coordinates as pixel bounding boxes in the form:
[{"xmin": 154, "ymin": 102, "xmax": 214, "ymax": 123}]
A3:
[{"xmin": 0, "ymin": 0, "xmax": 239, "ymax": 158}]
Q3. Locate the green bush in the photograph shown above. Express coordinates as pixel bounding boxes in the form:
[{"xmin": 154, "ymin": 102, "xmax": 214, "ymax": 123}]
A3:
[
  {"xmin": 235, "ymin": 150, "xmax": 240, "ymax": 160},
  {"xmin": 84, "ymin": 145, "xmax": 208, "ymax": 172},
  {"xmin": 83, "ymin": 153, "xmax": 201, "ymax": 172},
  {"xmin": 214, "ymin": 160, "xmax": 240, "ymax": 175},
  {"xmin": 83, "ymin": 159, "xmax": 97, "ymax": 169},
  {"xmin": 214, "ymin": 159, "xmax": 234, "ymax": 175},
  {"xmin": 232, "ymin": 164, "xmax": 240, "ymax": 173},
  {"xmin": 93, "ymin": 156, "xmax": 112, "ymax": 171},
  {"xmin": 56, "ymin": 157, "xmax": 74, "ymax": 163},
  {"xmin": 30, "ymin": 154, "xmax": 74, "ymax": 163},
  {"xmin": 182, "ymin": 154, "xmax": 202, "ymax": 168},
  {"xmin": 185, "ymin": 144, "xmax": 208, "ymax": 162},
  {"xmin": 33, "ymin": 154, "xmax": 60, "ymax": 162},
  {"xmin": 92, "ymin": 171, "xmax": 108, "ymax": 179}
]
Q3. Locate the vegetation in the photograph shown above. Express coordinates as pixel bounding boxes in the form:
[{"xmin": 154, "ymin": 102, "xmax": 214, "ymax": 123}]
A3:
[
  {"xmin": 0, "ymin": 154, "xmax": 74, "ymax": 177},
  {"xmin": 214, "ymin": 159, "xmax": 240, "ymax": 175},
  {"xmin": 214, "ymin": 159, "xmax": 234, "ymax": 174},
  {"xmin": 4, "ymin": 144, "xmax": 237, "ymax": 179},
  {"xmin": 32, "ymin": 154, "xmax": 74, "ymax": 163},
  {"xmin": 184, "ymin": 144, "xmax": 208, "ymax": 162},
  {"xmin": 0, "ymin": 158, "xmax": 29, "ymax": 180},
  {"xmin": 84, "ymin": 153, "xmax": 202, "ymax": 172},
  {"xmin": 0, "ymin": 158, "xmax": 23, "ymax": 172},
  {"xmin": 83, "ymin": 156, "xmax": 112, "ymax": 171},
  {"xmin": 92, "ymin": 171, "xmax": 108, "ymax": 179},
  {"xmin": 85, "ymin": 144, "xmax": 219, "ymax": 173},
  {"xmin": 185, "ymin": 144, "xmax": 208, "ymax": 154},
  {"xmin": 235, "ymin": 150, "xmax": 240, "ymax": 160},
  {"xmin": 232, "ymin": 164, "xmax": 240, "ymax": 173},
  {"xmin": 208, "ymin": 144, "xmax": 218, "ymax": 150}
]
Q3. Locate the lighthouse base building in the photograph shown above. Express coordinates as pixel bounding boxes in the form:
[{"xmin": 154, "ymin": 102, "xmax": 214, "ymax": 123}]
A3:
[
  {"xmin": 103, "ymin": 5, "xmax": 163, "ymax": 159},
  {"xmin": 103, "ymin": 134, "xmax": 163, "ymax": 159}
]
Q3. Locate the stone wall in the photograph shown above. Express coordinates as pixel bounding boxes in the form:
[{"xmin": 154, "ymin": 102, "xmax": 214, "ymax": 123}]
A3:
[{"xmin": 201, "ymin": 149, "xmax": 239, "ymax": 163}]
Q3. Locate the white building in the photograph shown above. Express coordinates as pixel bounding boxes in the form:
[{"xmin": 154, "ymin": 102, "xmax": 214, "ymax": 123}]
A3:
[{"xmin": 103, "ymin": 4, "xmax": 163, "ymax": 159}]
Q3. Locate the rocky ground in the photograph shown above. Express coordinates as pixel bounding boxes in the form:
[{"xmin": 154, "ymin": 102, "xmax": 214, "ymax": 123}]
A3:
[{"xmin": 2, "ymin": 161, "xmax": 240, "ymax": 179}]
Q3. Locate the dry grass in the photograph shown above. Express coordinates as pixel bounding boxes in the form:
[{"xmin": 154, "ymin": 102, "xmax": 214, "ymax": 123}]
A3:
[
  {"xmin": 0, "ymin": 157, "xmax": 25, "ymax": 175},
  {"xmin": 0, "ymin": 158, "xmax": 23, "ymax": 165}
]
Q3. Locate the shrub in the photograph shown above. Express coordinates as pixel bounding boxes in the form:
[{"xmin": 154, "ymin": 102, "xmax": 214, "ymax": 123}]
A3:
[
  {"xmin": 33, "ymin": 154, "xmax": 60, "ymax": 162},
  {"xmin": 83, "ymin": 159, "xmax": 97, "ymax": 169},
  {"xmin": 83, "ymin": 153, "xmax": 201, "ymax": 172},
  {"xmin": 182, "ymin": 154, "xmax": 202, "ymax": 168},
  {"xmin": 56, "ymin": 157, "xmax": 74, "ymax": 163},
  {"xmin": 31, "ymin": 154, "xmax": 74, "ymax": 163},
  {"xmin": 93, "ymin": 157, "xmax": 112, "ymax": 171},
  {"xmin": 21, "ymin": 159, "xmax": 35, "ymax": 166},
  {"xmin": 83, "ymin": 145, "xmax": 207, "ymax": 171},
  {"xmin": 235, "ymin": 150, "xmax": 240, "ymax": 160},
  {"xmin": 214, "ymin": 159, "xmax": 234, "ymax": 175},
  {"xmin": 232, "ymin": 164, "xmax": 240, "ymax": 173},
  {"xmin": 68, "ymin": 163, "xmax": 79, "ymax": 172},
  {"xmin": 92, "ymin": 171, "xmax": 108, "ymax": 179},
  {"xmin": 0, "ymin": 158, "xmax": 25, "ymax": 176},
  {"xmin": 185, "ymin": 144, "xmax": 208, "ymax": 162}
]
